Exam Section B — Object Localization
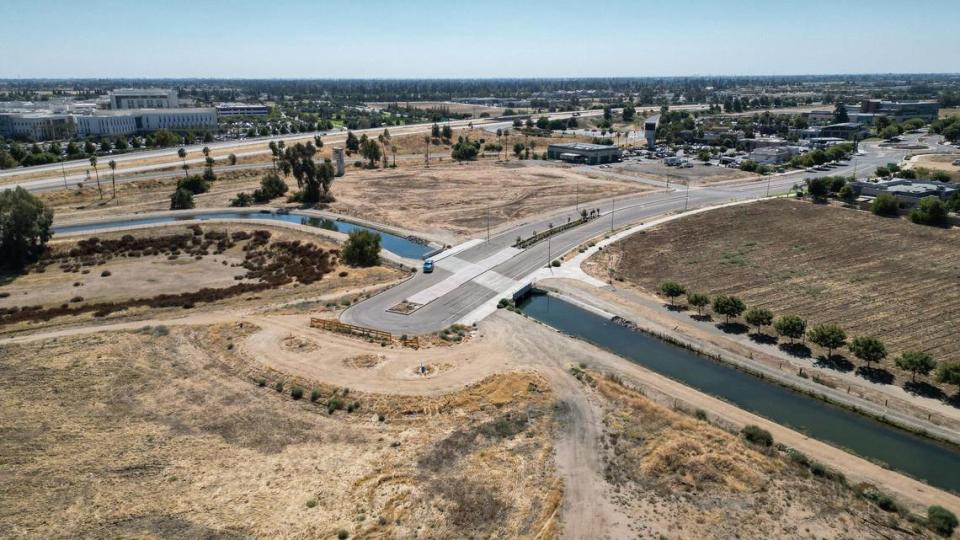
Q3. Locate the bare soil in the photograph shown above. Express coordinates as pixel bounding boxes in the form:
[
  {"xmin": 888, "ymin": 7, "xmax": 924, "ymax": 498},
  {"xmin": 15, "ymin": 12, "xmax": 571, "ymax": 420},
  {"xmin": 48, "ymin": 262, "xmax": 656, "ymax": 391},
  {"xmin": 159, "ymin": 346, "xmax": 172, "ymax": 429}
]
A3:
[
  {"xmin": 328, "ymin": 161, "xmax": 649, "ymax": 242},
  {"xmin": 591, "ymin": 198, "xmax": 960, "ymax": 395}
]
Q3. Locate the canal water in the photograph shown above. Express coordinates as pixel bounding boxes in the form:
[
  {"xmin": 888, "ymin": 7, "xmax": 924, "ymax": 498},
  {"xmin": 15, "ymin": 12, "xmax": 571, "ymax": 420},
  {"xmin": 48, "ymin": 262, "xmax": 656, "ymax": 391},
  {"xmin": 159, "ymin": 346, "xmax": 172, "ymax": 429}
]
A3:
[
  {"xmin": 520, "ymin": 293, "xmax": 960, "ymax": 493},
  {"xmin": 52, "ymin": 211, "xmax": 434, "ymax": 260}
]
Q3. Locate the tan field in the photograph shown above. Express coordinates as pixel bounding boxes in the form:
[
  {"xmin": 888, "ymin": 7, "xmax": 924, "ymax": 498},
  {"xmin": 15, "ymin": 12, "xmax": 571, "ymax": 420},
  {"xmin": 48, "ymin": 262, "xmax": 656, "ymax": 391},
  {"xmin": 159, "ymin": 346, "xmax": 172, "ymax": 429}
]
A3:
[
  {"xmin": 590, "ymin": 198, "xmax": 960, "ymax": 396},
  {"xmin": 912, "ymin": 153, "xmax": 960, "ymax": 181},
  {"xmin": 43, "ymin": 155, "xmax": 649, "ymax": 244}
]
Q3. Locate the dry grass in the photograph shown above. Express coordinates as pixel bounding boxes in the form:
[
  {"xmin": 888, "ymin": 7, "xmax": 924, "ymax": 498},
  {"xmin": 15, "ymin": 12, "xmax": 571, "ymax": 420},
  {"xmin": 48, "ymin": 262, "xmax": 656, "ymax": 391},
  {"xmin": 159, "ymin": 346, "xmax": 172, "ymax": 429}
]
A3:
[
  {"xmin": 0, "ymin": 324, "xmax": 560, "ymax": 538},
  {"xmin": 588, "ymin": 372, "xmax": 936, "ymax": 539},
  {"xmin": 592, "ymin": 199, "xmax": 960, "ymax": 390}
]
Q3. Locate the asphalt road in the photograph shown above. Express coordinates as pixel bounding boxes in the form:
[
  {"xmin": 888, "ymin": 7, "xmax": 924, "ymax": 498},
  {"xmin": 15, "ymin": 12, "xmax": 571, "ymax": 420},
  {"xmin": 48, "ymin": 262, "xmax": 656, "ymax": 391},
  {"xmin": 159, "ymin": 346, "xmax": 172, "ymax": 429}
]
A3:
[{"xmin": 340, "ymin": 134, "xmax": 934, "ymax": 334}]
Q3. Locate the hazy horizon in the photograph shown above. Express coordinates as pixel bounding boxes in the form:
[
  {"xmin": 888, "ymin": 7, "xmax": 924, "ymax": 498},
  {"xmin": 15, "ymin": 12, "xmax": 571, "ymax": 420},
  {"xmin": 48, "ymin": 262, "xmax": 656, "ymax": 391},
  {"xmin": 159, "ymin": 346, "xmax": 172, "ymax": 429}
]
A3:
[{"xmin": 2, "ymin": 0, "xmax": 959, "ymax": 79}]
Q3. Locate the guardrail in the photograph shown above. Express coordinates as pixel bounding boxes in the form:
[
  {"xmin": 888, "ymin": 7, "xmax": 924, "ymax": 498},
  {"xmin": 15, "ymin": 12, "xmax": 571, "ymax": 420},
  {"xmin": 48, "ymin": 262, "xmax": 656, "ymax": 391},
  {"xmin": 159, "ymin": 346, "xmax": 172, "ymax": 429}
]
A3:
[{"xmin": 513, "ymin": 215, "xmax": 595, "ymax": 249}]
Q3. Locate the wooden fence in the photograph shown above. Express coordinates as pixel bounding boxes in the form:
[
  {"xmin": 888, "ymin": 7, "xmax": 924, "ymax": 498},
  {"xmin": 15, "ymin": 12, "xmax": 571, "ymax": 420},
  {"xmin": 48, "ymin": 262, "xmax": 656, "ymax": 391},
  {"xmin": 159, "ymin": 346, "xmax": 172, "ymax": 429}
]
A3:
[{"xmin": 310, "ymin": 318, "xmax": 421, "ymax": 349}]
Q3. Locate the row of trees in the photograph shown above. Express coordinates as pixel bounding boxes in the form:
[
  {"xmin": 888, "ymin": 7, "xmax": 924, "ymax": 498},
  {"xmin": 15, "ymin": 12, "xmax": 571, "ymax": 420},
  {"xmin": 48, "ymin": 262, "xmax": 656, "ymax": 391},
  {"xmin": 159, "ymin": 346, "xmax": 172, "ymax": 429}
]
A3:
[
  {"xmin": 658, "ymin": 281, "xmax": 960, "ymax": 393},
  {"xmin": 805, "ymin": 175, "xmax": 953, "ymax": 227}
]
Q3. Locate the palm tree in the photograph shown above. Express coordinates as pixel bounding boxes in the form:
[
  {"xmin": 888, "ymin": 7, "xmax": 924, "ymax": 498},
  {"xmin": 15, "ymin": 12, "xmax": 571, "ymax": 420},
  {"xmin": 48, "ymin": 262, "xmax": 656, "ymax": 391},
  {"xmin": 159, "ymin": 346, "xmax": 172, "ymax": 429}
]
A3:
[
  {"xmin": 89, "ymin": 156, "xmax": 103, "ymax": 200},
  {"xmin": 108, "ymin": 159, "xmax": 118, "ymax": 202},
  {"xmin": 177, "ymin": 148, "xmax": 188, "ymax": 177}
]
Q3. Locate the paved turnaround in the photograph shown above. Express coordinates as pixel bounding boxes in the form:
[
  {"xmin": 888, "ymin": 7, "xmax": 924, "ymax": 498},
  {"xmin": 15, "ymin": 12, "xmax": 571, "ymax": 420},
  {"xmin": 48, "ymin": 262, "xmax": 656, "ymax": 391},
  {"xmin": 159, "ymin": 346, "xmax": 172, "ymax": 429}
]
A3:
[{"xmin": 342, "ymin": 135, "xmax": 930, "ymax": 334}]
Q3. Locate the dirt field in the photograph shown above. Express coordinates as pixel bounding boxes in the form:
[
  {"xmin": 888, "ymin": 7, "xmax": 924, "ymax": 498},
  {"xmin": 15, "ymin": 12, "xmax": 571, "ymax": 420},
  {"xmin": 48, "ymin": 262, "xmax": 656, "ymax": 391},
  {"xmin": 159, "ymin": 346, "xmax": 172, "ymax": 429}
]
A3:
[
  {"xmin": 911, "ymin": 153, "xmax": 960, "ymax": 181},
  {"xmin": 0, "ymin": 325, "xmax": 560, "ymax": 538},
  {"xmin": 591, "ymin": 198, "xmax": 960, "ymax": 392},
  {"xmin": 611, "ymin": 159, "xmax": 759, "ymax": 185},
  {"xmin": 328, "ymin": 161, "xmax": 650, "ymax": 242},
  {"xmin": 0, "ymin": 224, "xmax": 403, "ymax": 334}
]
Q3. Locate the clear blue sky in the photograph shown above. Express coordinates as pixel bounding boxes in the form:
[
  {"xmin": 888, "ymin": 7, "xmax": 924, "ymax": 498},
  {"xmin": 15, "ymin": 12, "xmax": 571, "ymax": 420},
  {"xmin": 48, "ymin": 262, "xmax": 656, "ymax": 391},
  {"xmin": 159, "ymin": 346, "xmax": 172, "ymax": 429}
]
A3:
[{"xmin": 1, "ymin": 0, "xmax": 958, "ymax": 78}]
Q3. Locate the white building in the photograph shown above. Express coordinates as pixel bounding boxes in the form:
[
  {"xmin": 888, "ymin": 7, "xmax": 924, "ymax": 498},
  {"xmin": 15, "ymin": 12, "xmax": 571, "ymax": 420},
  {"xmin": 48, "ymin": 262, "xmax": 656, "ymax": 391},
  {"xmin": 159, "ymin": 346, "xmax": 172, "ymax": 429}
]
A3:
[
  {"xmin": 215, "ymin": 103, "xmax": 269, "ymax": 116},
  {"xmin": 74, "ymin": 108, "xmax": 217, "ymax": 137},
  {"xmin": 109, "ymin": 88, "xmax": 179, "ymax": 109},
  {"xmin": 0, "ymin": 112, "xmax": 75, "ymax": 140}
]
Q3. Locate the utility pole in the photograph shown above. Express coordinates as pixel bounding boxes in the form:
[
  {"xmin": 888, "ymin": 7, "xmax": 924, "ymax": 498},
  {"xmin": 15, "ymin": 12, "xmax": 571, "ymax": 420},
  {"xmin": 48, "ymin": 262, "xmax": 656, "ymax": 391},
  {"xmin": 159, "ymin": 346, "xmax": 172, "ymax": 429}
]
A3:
[
  {"xmin": 547, "ymin": 235, "xmax": 551, "ymax": 268},
  {"xmin": 60, "ymin": 158, "xmax": 68, "ymax": 190},
  {"xmin": 610, "ymin": 197, "xmax": 615, "ymax": 232},
  {"xmin": 486, "ymin": 208, "xmax": 490, "ymax": 242},
  {"xmin": 684, "ymin": 180, "xmax": 690, "ymax": 211},
  {"xmin": 766, "ymin": 175, "xmax": 771, "ymax": 197}
]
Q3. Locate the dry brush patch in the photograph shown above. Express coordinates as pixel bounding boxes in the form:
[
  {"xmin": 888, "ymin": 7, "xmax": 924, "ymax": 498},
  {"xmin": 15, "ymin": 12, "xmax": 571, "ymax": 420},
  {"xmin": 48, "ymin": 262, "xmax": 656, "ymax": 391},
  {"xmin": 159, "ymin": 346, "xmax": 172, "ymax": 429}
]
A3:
[
  {"xmin": 583, "ymin": 371, "xmax": 938, "ymax": 539},
  {"xmin": 594, "ymin": 199, "xmax": 960, "ymax": 390},
  {"xmin": 0, "ymin": 324, "xmax": 560, "ymax": 539}
]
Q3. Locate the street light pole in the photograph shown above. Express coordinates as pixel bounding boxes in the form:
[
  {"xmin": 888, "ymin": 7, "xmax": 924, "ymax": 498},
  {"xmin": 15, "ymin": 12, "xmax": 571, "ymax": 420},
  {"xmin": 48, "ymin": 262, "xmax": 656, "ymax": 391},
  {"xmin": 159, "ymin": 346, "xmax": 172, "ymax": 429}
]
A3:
[
  {"xmin": 684, "ymin": 180, "xmax": 690, "ymax": 211},
  {"xmin": 610, "ymin": 196, "xmax": 615, "ymax": 232}
]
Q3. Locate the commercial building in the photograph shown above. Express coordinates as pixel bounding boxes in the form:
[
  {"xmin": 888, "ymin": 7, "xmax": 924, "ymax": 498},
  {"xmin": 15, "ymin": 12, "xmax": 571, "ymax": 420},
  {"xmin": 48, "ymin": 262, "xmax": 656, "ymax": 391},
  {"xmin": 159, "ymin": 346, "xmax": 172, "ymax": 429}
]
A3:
[
  {"xmin": 215, "ymin": 103, "xmax": 269, "ymax": 116},
  {"xmin": 547, "ymin": 142, "xmax": 620, "ymax": 165},
  {"xmin": 819, "ymin": 123, "xmax": 867, "ymax": 140},
  {"xmin": 0, "ymin": 112, "xmax": 75, "ymax": 140},
  {"xmin": 748, "ymin": 146, "xmax": 798, "ymax": 165},
  {"xmin": 847, "ymin": 99, "xmax": 940, "ymax": 123},
  {"xmin": 2, "ymin": 107, "xmax": 218, "ymax": 140},
  {"xmin": 109, "ymin": 88, "xmax": 179, "ymax": 110},
  {"xmin": 851, "ymin": 178, "xmax": 957, "ymax": 207}
]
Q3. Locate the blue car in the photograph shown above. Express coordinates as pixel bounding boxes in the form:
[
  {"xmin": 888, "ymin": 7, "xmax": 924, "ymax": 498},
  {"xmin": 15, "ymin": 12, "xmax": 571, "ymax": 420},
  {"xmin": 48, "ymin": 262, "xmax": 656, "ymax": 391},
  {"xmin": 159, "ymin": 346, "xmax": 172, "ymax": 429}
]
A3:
[{"xmin": 422, "ymin": 259, "xmax": 434, "ymax": 273}]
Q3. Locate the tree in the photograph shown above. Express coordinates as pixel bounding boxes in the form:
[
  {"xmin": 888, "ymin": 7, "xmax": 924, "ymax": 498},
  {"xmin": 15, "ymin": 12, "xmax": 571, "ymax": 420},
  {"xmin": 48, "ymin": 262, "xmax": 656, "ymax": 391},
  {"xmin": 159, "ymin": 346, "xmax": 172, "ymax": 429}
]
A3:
[
  {"xmin": 89, "ymin": 156, "xmax": 103, "ymax": 200},
  {"xmin": 230, "ymin": 192, "xmax": 253, "ymax": 207},
  {"xmin": 774, "ymin": 315, "xmax": 806, "ymax": 343},
  {"xmin": 930, "ymin": 170, "xmax": 951, "ymax": 183},
  {"xmin": 805, "ymin": 177, "xmax": 830, "ymax": 201},
  {"xmin": 228, "ymin": 153, "xmax": 237, "ymax": 166},
  {"xmin": 451, "ymin": 136, "xmax": 480, "ymax": 161},
  {"xmin": 0, "ymin": 187, "xmax": 53, "ymax": 270},
  {"xmin": 687, "ymin": 292, "xmax": 709, "ymax": 316},
  {"xmin": 345, "ymin": 131, "xmax": 359, "ymax": 152},
  {"xmin": 895, "ymin": 351, "xmax": 936, "ymax": 382},
  {"xmin": 936, "ymin": 362, "xmax": 960, "ymax": 393},
  {"xmin": 833, "ymin": 102, "xmax": 849, "ymax": 123},
  {"xmin": 177, "ymin": 147, "xmax": 188, "ymax": 177},
  {"xmin": 744, "ymin": 307, "xmax": 774, "ymax": 335},
  {"xmin": 808, "ymin": 324, "xmax": 847, "ymax": 358},
  {"xmin": 169, "ymin": 188, "xmax": 195, "ymax": 210},
  {"xmin": 108, "ymin": 159, "xmax": 118, "ymax": 201},
  {"xmin": 659, "ymin": 281, "xmax": 686, "ymax": 307},
  {"xmin": 431, "ymin": 123, "xmax": 441, "ymax": 139},
  {"xmin": 712, "ymin": 294, "xmax": 746, "ymax": 323},
  {"xmin": 253, "ymin": 173, "xmax": 288, "ymax": 202},
  {"xmin": 622, "ymin": 104, "xmax": 636, "ymax": 122},
  {"xmin": 910, "ymin": 196, "xmax": 948, "ymax": 226},
  {"xmin": 871, "ymin": 192, "xmax": 899, "ymax": 217},
  {"xmin": 342, "ymin": 229, "xmax": 381, "ymax": 267},
  {"xmin": 441, "ymin": 124, "xmax": 453, "ymax": 140},
  {"xmin": 176, "ymin": 175, "xmax": 210, "ymax": 195},
  {"xmin": 360, "ymin": 138, "xmax": 382, "ymax": 167},
  {"xmin": 154, "ymin": 129, "xmax": 179, "ymax": 147},
  {"xmin": 849, "ymin": 336, "xmax": 887, "ymax": 369}
]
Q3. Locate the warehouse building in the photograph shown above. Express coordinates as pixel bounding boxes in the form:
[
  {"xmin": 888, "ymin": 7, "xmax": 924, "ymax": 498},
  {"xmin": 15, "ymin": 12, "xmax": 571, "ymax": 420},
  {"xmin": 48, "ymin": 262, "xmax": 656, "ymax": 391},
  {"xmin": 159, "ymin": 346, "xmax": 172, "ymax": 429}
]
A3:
[{"xmin": 547, "ymin": 142, "xmax": 620, "ymax": 165}]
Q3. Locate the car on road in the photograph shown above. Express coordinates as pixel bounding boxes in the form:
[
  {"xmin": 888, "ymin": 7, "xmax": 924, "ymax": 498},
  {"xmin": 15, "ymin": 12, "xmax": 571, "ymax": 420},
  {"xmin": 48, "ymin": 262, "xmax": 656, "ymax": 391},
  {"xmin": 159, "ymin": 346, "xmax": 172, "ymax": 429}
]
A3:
[{"xmin": 422, "ymin": 259, "xmax": 434, "ymax": 273}]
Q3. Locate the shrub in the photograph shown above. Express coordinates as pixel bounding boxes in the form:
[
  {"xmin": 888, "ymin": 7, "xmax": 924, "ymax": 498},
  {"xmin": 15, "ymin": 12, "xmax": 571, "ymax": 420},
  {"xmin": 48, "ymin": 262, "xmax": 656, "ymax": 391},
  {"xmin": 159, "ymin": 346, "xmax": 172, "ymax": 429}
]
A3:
[
  {"xmin": 862, "ymin": 487, "xmax": 899, "ymax": 513},
  {"xmin": 305, "ymin": 499, "xmax": 318, "ymax": 508},
  {"xmin": 310, "ymin": 388, "xmax": 321, "ymax": 402},
  {"xmin": 274, "ymin": 381, "xmax": 284, "ymax": 393},
  {"xmin": 290, "ymin": 386, "xmax": 303, "ymax": 400},
  {"xmin": 694, "ymin": 408, "xmax": 708, "ymax": 421},
  {"xmin": 170, "ymin": 188, "xmax": 195, "ymax": 210},
  {"xmin": 741, "ymin": 424, "xmax": 773, "ymax": 447},
  {"xmin": 257, "ymin": 378, "xmax": 266, "ymax": 387},
  {"xmin": 176, "ymin": 174, "xmax": 210, "ymax": 195},
  {"xmin": 327, "ymin": 398, "xmax": 343, "ymax": 414},
  {"xmin": 910, "ymin": 196, "xmax": 948, "ymax": 226},
  {"xmin": 551, "ymin": 259, "xmax": 560, "ymax": 267},
  {"xmin": 786, "ymin": 448, "xmax": 810, "ymax": 467},
  {"xmin": 100, "ymin": 270, "xmax": 111, "ymax": 277},
  {"xmin": 871, "ymin": 192, "xmax": 899, "ymax": 216},
  {"xmin": 927, "ymin": 505, "xmax": 958, "ymax": 536},
  {"xmin": 230, "ymin": 192, "xmax": 253, "ymax": 207},
  {"xmin": 337, "ymin": 530, "xmax": 349, "ymax": 540},
  {"xmin": 497, "ymin": 298, "xmax": 510, "ymax": 309}
]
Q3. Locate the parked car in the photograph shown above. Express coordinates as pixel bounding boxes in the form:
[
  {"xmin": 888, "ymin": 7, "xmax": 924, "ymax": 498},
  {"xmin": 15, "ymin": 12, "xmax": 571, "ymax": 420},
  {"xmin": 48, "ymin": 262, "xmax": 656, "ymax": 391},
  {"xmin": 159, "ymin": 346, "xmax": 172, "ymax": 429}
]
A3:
[{"xmin": 422, "ymin": 259, "xmax": 434, "ymax": 273}]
